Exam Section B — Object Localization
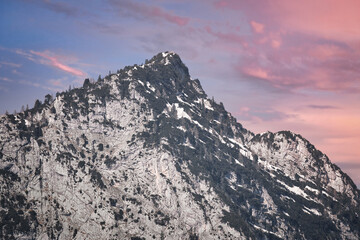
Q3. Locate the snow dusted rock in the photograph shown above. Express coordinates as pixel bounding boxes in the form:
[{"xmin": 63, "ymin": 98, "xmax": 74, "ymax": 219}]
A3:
[
  {"xmin": 249, "ymin": 131, "xmax": 358, "ymax": 202},
  {"xmin": 0, "ymin": 52, "xmax": 359, "ymax": 239}
]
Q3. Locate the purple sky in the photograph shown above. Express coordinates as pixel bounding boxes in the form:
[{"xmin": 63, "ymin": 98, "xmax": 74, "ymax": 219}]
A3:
[{"xmin": 1, "ymin": 0, "xmax": 360, "ymax": 187}]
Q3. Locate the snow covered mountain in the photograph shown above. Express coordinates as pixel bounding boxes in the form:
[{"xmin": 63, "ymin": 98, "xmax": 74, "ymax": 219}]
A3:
[{"xmin": 0, "ymin": 52, "xmax": 359, "ymax": 239}]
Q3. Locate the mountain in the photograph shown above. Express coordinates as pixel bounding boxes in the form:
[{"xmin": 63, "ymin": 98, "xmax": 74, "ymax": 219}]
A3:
[{"xmin": 0, "ymin": 52, "xmax": 359, "ymax": 240}]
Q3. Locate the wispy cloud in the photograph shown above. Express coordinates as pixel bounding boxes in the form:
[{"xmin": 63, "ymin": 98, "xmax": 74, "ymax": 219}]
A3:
[
  {"xmin": 0, "ymin": 61, "xmax": 21, "ymax": 68},
  {"xmin": 236, "ymin": 106, "xmax": 294, "ymax": 123},
  {"xmin": 10, "ymin": 47, "xmax": 86, "ymax": 77},
  {"xmin": 0, "ymin": 77, "xmax": 13, "ymax": 82},
  {"xmin": 20, "ymin": 0, "xmax": 80, "ymax": 17},
  {"xmin": 30, "ymin": 50, "xmax": 85, "ymax": 76},
  {"xmin": 307, "ymin": 105, "xmax": 339, "ymax": 110},
  {"xmin": 108, "ymin": 0, "xmax": 190, "ymax": 26},
  {"xmin": 211, "ymin": 0, "xmax": 360, "ymax": 93}
]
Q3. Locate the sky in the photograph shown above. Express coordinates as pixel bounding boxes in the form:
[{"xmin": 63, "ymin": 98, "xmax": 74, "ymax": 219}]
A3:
[{"xmin": 1, "ymin": 0, "xmax": 360, "ymax": 187}]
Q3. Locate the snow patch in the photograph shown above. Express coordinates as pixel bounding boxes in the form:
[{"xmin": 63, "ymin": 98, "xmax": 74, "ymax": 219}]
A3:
[
  {"xmin": 303, "ymin": 206, "xmax": 322, "ymax": 216},
  {"xmin": 25, "ymin": 119, "xmax": 31, "ymax": 127},
  {"xmin": 204, "ymin": 99, "xmax": 214, "ymax": 111},
  {"xmin": 162, "ymin": 51, "xmax": 174, "ymax": 57},
  {"xmin": 176, "ymin": 104, "xmax": 191, "ymax": 120},
  {"xmin": 183, "ymin": 142, "xmax": 195, "ymax": 149},
  {"xmin": 176, "ymin": 96, "xmax": 193, "ymax": 107},
  {"xmin": 213, "ymin": 120, "xmax": 221, "ymax": 124},
  {"xmin": 258, "ymin": 159, "xmax": 282, "ymax": 172},
  {"xmin": 321, "ymin": 190, "xmax": 338, "ymax": 202},
  {"xmin": 146, "ymin": 82, "xmax": 156, "ymax": 92},
  {"xmin": 234, "ymin": 159, "xmax": 244, "ymax": 167},
  {"xmin": 177, "ymin": 126, "xmax": 186, "ymax": 132},
  {"xmin": 277, "ymin": 180, "xmax": 310, "ymax": 200},
  {"xmin": 251, "ymin": 224, "xmax": 282, "ymax": 238},
  {"xmin": 305, "ymin": 186, "xmax": 319, "ymax": 195}
]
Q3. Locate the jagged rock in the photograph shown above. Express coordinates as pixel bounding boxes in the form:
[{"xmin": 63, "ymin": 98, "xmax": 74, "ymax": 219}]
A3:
[{"xmin": 0, "ymin": 51, "xmax": 359, "ymax": 239}]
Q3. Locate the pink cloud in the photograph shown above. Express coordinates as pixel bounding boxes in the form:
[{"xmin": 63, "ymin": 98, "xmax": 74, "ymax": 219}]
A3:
[
  {"xmin": 148, "ymin": 6, "xmax": 189, "ymax": 26},
  {"xmin": 214, "ymin": 0, "xmax": 360, "ymax": 41},
  {"xmin": 268, "ymin": 0, "xmax": 360, "ymax": 41},
  {"xmin": 271, "ymin": 39, "xmax": 281, "ymax": 49},
  {"xmin": 240, "ymin": 64, "xmax": 304, "ymax": 90},
  {"xmin": 205, "ymin": 26, "xmax": 249, "ymax": 53},
  {"xmin": 242, "ymin": 66, "xmax": 269, "ymax": 80},
  {"xmin": 214, "ymin": 0, "xmax": 230, "ymax": 8},
  {"xmin": 29, "ymin": 50, "xmax": 85, "ymax": 76},
  {"xmin": 229, "ymin": 32, "xmax": 360, "ymax": 92},
  {"xmin": 250, "ymin": 21, "xmax": 264, "ymax": 33},
  {"xmin": 308, "ymin": 44, "xmax": 349, "ymax": 60},
  {"xmin": 109, "ymin": 0, "xmax": 189, "ymax": 26}
]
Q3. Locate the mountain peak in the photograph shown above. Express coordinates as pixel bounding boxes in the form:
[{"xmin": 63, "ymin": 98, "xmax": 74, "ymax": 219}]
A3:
[
  {"xmin": 146, "ymin": 51, "xmax": 186, "ymax": 69},
  {"xmin": 110, "ymin": 51, "xmax": 203, "ymax": 99},
  {"xmin": 161, "ymin": 51, "xmax": 176, "ymax": 57},
  {"xmin": 1, "ymin": 52, "xmax": 360, "ymax": 239}
]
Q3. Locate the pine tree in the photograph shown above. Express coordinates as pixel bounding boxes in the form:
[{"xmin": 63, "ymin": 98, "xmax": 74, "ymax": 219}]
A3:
[
  {"xmin": 34, "ymin": 99, "xmax": 42, "ymax": 110},
  {"xmin": 83, "ymin": 78, "xmax": 91, "ymax": 88},
  {"xmin": 44, "ymin": 94, "xmax": 53, "ymax": 104}
]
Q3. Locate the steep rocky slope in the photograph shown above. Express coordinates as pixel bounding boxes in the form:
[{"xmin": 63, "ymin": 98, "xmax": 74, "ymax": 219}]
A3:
[{"xmin": 0, "ymin": 52, "xmax": 359, "ymax": 239}]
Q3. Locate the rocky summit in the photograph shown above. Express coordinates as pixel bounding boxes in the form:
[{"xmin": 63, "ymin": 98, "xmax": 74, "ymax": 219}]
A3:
[{"xmin": 0, "ymin": 52, "xmax": 359, "ymax": 240}]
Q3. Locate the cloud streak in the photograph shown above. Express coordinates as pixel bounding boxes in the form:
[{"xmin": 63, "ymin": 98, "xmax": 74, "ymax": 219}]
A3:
[
  {"xmin": 30, "ymin": 50, "xmax": 85, "ymax": 76},
  {"xmin": 0, "ymin": 77, "xmax": 12, "ymax": 82},
  {"xmin": 307, "ymin": 105, "xmax": 339, "ymax": 110},
  {"xmin": 108, "ymin": 0, "xmax": 189, "ymax": 26},
  {"xmin": 11, "ymin": 48, "xmax": 86, "ymax": 77},
  {"xmin": 0, "ymin": 61, "xmax": 22, "ymax": 68},
  {"xmin": 21, "ymin": 0, "xmax": 80, "ymax": 17}
]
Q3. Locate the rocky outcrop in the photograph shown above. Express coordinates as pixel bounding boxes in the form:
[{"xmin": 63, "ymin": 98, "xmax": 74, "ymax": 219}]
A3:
[{"xmin": 1, "ymin": 52, "xmax": 359, "ymax": 239}]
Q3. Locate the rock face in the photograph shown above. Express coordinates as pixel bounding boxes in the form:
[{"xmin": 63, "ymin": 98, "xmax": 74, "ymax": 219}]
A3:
[{"xmin": 0, "ymin": 52, "xmax": 359, "ymax": 240}]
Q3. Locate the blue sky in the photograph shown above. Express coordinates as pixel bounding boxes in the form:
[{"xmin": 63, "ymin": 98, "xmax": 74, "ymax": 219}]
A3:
[{"xmin": 1, "ymin": 0, "xmax": 360, "ymax": 187}]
